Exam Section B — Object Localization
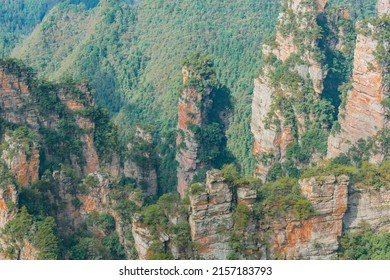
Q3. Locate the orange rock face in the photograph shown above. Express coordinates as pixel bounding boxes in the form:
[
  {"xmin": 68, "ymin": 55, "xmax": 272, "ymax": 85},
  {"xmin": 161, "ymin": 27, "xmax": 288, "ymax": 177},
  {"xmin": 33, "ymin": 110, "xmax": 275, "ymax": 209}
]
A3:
[
  {"xmin": 189, "ymin": 170, "xmax": 234, "ymax": 259},
  {"xmin": 1, "ymin": 134, "xmax": 40, "ymax": 187},
  {"xmin": 176, "ymin": 67, "xmax": 208, "ymax": 196},
  {"xmin": 83, "ymin": 134, "xmax": 100, "ymax": 174},
  {"xmin": 0, "ymin": 68, "xmax": 39, "ymax": 128},
  {"xmin": 328, "ymin": 23, "xmax": 389, "ymax": 159},
  {"xmin": 264, "ymin": 175, "xmax": 348, "ymax": 259}
]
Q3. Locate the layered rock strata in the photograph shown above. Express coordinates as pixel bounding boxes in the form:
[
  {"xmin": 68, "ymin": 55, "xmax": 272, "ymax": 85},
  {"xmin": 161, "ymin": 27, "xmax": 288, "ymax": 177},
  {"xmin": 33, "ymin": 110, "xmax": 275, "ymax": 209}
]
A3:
[
  {"xmin": 188, "ymin": 170, "xmax": 234, "ymax": 259},
  {"xmin": 263, "ymin": 175, "xmax": 348, "ymax": 259},
  {"xmin": 344, "ymin": 185, "xmax": 390, "ymax": 232}
]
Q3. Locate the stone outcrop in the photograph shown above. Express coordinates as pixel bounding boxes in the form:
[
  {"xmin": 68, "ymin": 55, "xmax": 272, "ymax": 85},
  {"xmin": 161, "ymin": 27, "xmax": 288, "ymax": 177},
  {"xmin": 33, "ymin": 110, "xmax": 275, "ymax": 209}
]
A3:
[
  {"xmin": 327, "ymin": 3, "xmax": 389, "ymax": 161},
  {"xmin": 58, "ymin": 85, "xmax": 101, "ymax": 175},
  {"xmin": 0, "ymin": 62, "xmax": 127, "ymax": 179},
  {"xmin": 251, "ymin": 0, "xmax": 328, "ymax": 181},
  {"xmin": 131, "ymin": 213, "xmax": 184, "ymax": 260},
  {"xmin": 131, "ymin": 166, "xmax": 390, "ymax": 260},
  {"xmin": 0, "ymin": 184, "xmax": 39, "ymax": 260},
  {"xmin": 56, "ymin": 171, "xmax": 139, "ymax": 259},
  {"xmin": 344, "ymin": 185, "xmax": 390, "ymax": 232},
  {"xmin": 0, "ymin": 184, "xmax": 17, "ymax": 230},
  {"xmin": 0, "ymin": 65, "xmax": 39, "ymax": 129},
  {"xmin": 188, "ymin": 170, "xmax": 234, "ymax": 259},
  {"xmin": 263, "ymin": 175, "xmax": 348, "ymax": 259},
  {"xmin": 131, "ymin": 214, "xmax": 154, "ymax": 260},
  {"xmin": 1, "ymin": 133, "xmax": 39, "ymax": 187},
  {"xmin": 131, "ymin": 170, "xmax": 259, "ymax": 260},
  {"xmin": 176, "ymin": 63, "xmax": 212, "ymax": 196},
  {"xmin": 124, "ymin": 127, "xmax": 158, "ymax": 195}
]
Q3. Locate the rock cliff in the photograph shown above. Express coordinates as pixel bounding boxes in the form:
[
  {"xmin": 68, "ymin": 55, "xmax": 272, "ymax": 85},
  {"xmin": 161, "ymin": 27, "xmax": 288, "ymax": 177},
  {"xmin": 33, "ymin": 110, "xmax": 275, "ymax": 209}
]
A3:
[
  {"xmin": 132, "ymin": 167, "xmax": 390, "ymax": 260},
  {"xmin": 327, "ymin": 3, "xmax": 389, "ymax": 161},
  {"xmin": 124, "ymin": 127, "xmax": 158, "ymax": 196},
  {"xmin": 251, "ymin": 0, "xmax": 330, "ymax": 181},
  {"xmin": 262, "ymin": 175, "xmax": 348, "ymax": 259}
]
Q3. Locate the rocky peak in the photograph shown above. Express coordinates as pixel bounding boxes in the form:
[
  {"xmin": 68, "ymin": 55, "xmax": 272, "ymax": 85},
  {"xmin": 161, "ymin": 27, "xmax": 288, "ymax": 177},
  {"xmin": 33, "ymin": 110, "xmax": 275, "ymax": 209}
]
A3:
[
  {"xmin": 0, "ymin": 63, "xmax": 39, "ymax": 129},
  {"xmin": 251, "ymin": 0, "xmax": 329, "ymax": 181},
  {"xmin": 262, "ymin": 175, "xmax": 348, "ymax": 259},
  {"xmin": 176, "ymin": 55, "xmax": 215, "ymax": 196},
  {"xmin": 124, "ymin": 126, "xmax": 158, "ymax": 196},
  {"xmin": 0, "ymin": 184, "xmax": 18, "ymax": 230},
  {"xmin": 1, "ymin": 131, "xmax": 39, "ymax": 187},
  {"xmin": 327, "ymin": 5, "xmax": 389, "ymax": 162}
]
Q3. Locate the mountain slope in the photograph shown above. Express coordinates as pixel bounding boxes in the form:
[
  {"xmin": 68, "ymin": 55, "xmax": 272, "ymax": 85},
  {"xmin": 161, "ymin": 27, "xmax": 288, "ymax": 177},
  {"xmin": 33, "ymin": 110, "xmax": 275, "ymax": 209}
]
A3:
[{"xmin": 10, "ymin": 0, "xmax": 379, "ymax": 192}]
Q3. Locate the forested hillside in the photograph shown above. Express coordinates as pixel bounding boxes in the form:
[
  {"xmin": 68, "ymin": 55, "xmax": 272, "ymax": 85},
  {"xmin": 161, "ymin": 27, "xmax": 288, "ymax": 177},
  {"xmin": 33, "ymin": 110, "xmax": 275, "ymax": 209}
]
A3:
[
  {"xmin": 6, "ymin": 0, "xmax": 380, "ymax": 191},
  {"xmin": 0, "ymin": 0, "xmax": 102, "ymax": 58}
]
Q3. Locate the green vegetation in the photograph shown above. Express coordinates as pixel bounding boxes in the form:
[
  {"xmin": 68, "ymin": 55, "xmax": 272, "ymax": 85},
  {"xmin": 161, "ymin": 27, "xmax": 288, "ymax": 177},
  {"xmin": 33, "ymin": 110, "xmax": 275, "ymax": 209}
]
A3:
[
  {"xmin": 33, "ymin": 217, "xmax": 60, "ymax": 260},
  {"xmin": 189, "ymin": 183, "xmax": 206, "ymax": 196},
  {"xmin": 320, "ymin": 7, "xmax": 357, "ymax": 115},
  {"xmin": 328, "ymin": 0, "xmax": 378, "ymax": 20},
  {"xmin": 140, "ymin": 193, "xmax": 194, "ymax": 259},
  {"xmin": 0, "ymin": 0, "xmax": 386, "ymax": 261},
  {"xmin": 68, "ymin": 212, "xmax": 127, "ymax": 260},
  {"xmin": 339, "ymin": 221, "xmax": 390, "ymax": 260},
  {"xmin": 257, "ymin": 177, "xmax": 315, "ymax": 220},
  {"xmin": 182, "ymin": 53, "xmax": 217, "ymax": 94},
  {"xmin": 0, "ymin": 206, "xmax": 60, "ymax": 260},
  {"xmin": 10, "ymin": 0, "xmax": 282, "ymax": 187},
  {"xmin": 303, "ymin": 159, "xmax": 390, "ymax": 188},
  {"xmin": 0, "ymin": 58, "xmax": 122, "ymax": 170},
  {"xmin": 5, "ymin": 0, "xmax": 379, "ymax": 192}
]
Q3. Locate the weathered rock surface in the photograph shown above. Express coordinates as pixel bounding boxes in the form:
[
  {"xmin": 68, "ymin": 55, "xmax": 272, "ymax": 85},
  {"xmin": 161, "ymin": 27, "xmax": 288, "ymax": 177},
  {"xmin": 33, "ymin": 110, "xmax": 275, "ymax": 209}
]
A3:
[
  {"xmin": 344, "ymin": 185, "xmax": 390, "ymax": 232},
  {"xmin": 251, "ymin": 0, "xmax": 328, "ymax": 181},
  {"xmin": 131, "ymin": 214, "xmax": 154, "ymax": 260},
  {"xmin": 1, "ymin": 134, "xmax": 39, "ymax": 187},
  {"xmin": 0, "ymin": 184, "xmax": 17, "ymax": 230},
  {"xmin": 176, "ymin": 65, "xmax": 211, "ymax": 196},
  {"xmin": 263, "ymin": 175, "xmax": 348, "ymax": 259},
  {"xmin": 0, "ymin": 67, "xmax": 39, "ymax": 129},
  {"xmin": 124, "ymin": 127, "xmax": 158, "ymax": 196},
  {"xmin": 188, "ymin": 170, "xmax": 234, "ymax": 259},
  {"xmin": 328, "ymin": 5, "xmax": 389, "ymax": 160},
  {"xmin": 0, "ymin": 63, "xmax": 129, "ymax": 180},
  {"xmin": 377, "ymin": 0, "xmax": 390, "ymax": 17}
]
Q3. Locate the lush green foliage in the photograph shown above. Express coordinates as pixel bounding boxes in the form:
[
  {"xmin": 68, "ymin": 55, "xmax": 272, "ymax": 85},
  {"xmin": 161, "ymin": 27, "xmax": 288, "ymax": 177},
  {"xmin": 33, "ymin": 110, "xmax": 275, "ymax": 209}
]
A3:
[
  {"xmin": 339, "ymin": 221, "xmax": 390, "ymax": 260},
  {"xmin": 1, "ymin": 206, "xmax": 60, "ymax": 260},
  {"xmin": 140, "ymin": 193, "xmax": 194, "ymax": 259},
  {"xmin": 256, "ymin": 177, "xmax": 315, "ymax": 220},
  {"xmin": 33, "ymin": 217, "xmax": 60, "ymax": 260},
  {"xmin": 328, "ymin": 0, "xmax": 378, "ymax": 20}
]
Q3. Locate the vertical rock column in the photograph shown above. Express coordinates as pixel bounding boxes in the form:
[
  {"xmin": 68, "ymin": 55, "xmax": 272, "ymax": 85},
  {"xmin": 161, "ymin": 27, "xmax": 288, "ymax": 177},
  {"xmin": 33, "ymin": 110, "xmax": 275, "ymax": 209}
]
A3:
[
  {"xmin": 176, "ymin": 57, "xmax": 214, "ymax": 197},
  {"xmin": 327, "ymin": 1, "xmax": 389, "ymax": 161},
  {"xmin": 58, "ymin": 84, "xmax": 100, "ymax": 175},
  {"xmin": 188, "ymin": 170, "xmax": 234, "ymax": 259},
  {"xmin": 251, "ymin": 0, "xmax": 328, "ymax": 181}
]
